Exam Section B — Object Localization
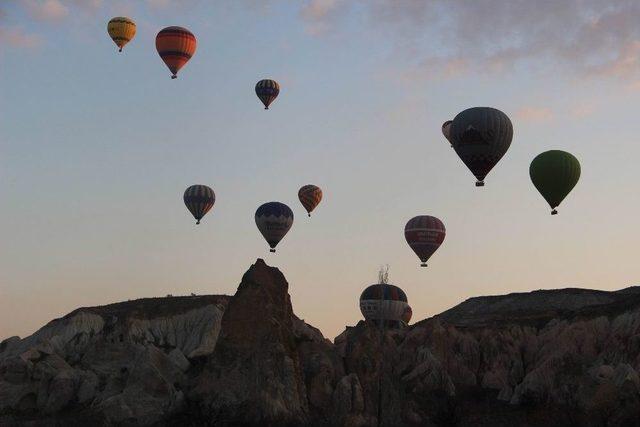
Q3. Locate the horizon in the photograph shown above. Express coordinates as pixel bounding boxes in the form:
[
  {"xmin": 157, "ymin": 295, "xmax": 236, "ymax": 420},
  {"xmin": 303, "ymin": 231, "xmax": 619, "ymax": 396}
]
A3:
[{"xmin": 3, "ymin": 0, "xmax": 640, "ymax": 341}]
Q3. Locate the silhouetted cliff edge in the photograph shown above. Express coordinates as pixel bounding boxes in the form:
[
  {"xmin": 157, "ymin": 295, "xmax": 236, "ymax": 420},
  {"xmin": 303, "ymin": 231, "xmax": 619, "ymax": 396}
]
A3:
[{"xmin": 2, "ymin": 259, "xmax": 640, "ymax": 426}]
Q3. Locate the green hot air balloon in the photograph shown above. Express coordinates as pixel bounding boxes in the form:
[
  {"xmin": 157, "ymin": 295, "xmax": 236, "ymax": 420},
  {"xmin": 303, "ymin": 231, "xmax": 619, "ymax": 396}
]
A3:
[{"xmin": 529, "ymin": 150, "xmax": 581, "ymax": 215}]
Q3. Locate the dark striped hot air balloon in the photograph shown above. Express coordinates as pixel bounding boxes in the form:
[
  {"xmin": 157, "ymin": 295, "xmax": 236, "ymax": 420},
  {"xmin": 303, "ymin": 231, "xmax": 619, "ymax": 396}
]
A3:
[
  {"xmin": 359, "ymin": 284, "xmax": 409, "ymax": 323},
  {"xmin": 298, "ymin": 185, "xmax": 323, "ymax": 217},
  {"xmin": 155, "ymin": 26, "xmax": 197, "ymax": 79},
  {"xmin": 107, "ymin": 17, "xmax": 136, "ymax": 52},
  {"xmin": 255, "ymin": 79, "xmax": 280, "ymax": 109},
  {"xmin": 184, "ymin": 185, "xmax": 215, "ymax": 224},
  {"xmin": 530, "ymin": 150, "xmax": 581, "ymax": 215},
  {"xmin": 255, "ymin": 202, "xmax": 293, "ymax": 252},
  {"xmin": 450, "ymin": 107, "xmax": 513, "ymax": 187},
  {"xmin": 404, "ymin": 216, "xmax": 446, "ymax": 267}
]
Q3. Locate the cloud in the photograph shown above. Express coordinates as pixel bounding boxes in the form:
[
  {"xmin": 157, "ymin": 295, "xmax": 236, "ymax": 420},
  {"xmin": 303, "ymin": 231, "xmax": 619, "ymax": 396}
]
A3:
[
  {"xmin": 301, "ymin": 0, "xmax": 341, "ymax": 20},
  {"xmin": 24, "ymin": 0, "xmax": 68, "ymax": 22},
  {"xmin": 146, "ymin": 0, "xmax": 170, "ymax": 9},
  {"xmin": 300, "ymin": 0, "xmax": 640, "ymax": 81},
  {"xmin": 300, "ymin": 0, "xmax": 343, "ymax": 35},
  {"xmin": 570, "ymin": 103, "xmax": 596, "ymax": 118},
  {"xmin": 0, "ymin": 26, "xmax": 42, "ymax": 48},
  {"xmin": 516, "ymin": 107, "xmax": 554, "ymax": 123}
]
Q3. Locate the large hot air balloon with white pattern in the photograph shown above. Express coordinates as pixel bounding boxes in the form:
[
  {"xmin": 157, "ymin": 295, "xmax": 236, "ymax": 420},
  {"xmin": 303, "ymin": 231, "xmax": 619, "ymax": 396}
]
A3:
[
  {"xmin": 298, "ymin": 185, "xmax": 323, "ymax": 217},
  {"xmin": 450, "ymin": 107, "xmax": 513, "ymax": 186},
  {"xmin": 255, "ymin": 202, "xmax": 293, "ymax": 252},
  {"xmin": 184, "ymin": 185, "xmax": 215, "ymax": 225},
  {"xmin": 404, "ymin": 215, "xmax": 446, "ymax": 267},
  {"xmin": 359, "ymin": 284, "xmax": 409, "ymax": 322}
]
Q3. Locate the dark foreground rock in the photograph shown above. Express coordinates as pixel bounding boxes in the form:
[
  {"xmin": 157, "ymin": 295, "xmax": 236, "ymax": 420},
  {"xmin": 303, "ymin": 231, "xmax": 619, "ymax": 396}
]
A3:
[{"xmin": 1, "ymin": 259, "xmax": 640, "ymax": 426}]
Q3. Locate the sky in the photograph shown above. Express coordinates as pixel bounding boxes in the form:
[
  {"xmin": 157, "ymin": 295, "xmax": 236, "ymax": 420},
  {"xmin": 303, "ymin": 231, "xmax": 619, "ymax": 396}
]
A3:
[{"xmin": 2, "ymin": 0, "xmax": 640, "ymax": 341}]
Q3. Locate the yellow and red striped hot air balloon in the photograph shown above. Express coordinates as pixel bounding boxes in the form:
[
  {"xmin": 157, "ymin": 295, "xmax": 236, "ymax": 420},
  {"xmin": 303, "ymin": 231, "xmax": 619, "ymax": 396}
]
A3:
[
  {"xmin": 155, "ymin": 26, "xmax": 197, "ymax": 79},
  {"xmin": 298, "ymin": 185, "xmax": 322, "ymax": 217},
  {"xmin": 107, "ymin": 17, "xmax": 136, "ymax": 52}
]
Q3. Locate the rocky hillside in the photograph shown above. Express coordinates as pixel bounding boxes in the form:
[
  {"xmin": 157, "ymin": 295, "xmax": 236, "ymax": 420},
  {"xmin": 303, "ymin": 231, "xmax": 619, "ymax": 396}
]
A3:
[{"xmin": 1, "ymin": 260, "xmax": 639, "ymax": 426}]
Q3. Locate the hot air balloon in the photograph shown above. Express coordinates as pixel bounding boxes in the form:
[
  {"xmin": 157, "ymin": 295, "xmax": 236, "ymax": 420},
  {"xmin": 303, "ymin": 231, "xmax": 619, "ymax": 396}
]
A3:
[
  {"xmin": 298, "ymin": 185, "xmax": 322, "ymax": 217},
  {"xmin": 450, "ymin": 107, "xmax": 513, "ymax": 186},
  {"xmin": 442, "ymin": 120, "xmax": 452, "ymax": 146},
  {"xmin": 359, "ymin": 284, "xmax": 409, "ymax": 324},
  {"xmin": 255, "ymin": 202, "xmax": 293, "ymax": 252},
  {"xmin": 184, "ymin": 185, "xmax": 215, "ymax": 224},
  {"xmin": 530, "ymin": 150, "xmax": 581, "ymax": 215},
  {"xmin": 402, "ymin": 305, "xmax": 412, "ymax": 325},
  {"xmin": 255, "ymin": 79, "xmax": 280, "ymax": 109},
  {"xmin": 107, "ymin": 17, "xmax": 136, "ymax": 52},
  {"xmin": 156, "ymin": 26, "xmax": 197, "ymax": 79},
  {"xmin": 404, "ymin": 216, "xmax": 446, "ymax": 267}
]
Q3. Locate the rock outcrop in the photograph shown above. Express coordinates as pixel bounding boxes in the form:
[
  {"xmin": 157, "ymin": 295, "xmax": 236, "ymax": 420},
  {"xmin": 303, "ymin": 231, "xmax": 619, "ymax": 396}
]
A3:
[{"xmin": 1, "ymin": 260, "xmax": 640, "ymax": 426}]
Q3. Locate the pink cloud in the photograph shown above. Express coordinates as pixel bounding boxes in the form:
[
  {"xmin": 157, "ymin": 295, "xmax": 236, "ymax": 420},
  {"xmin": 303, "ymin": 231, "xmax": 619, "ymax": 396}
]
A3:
[
  {"xmin": 300, "ymin": 0, "xmax": 342, "ymax": 35},
  {"xmin": 570, "ymin": 104, "xmax": 596, "ymax": 118},
  {"xmin": 0, "ymin": 26, "xmax": 42, "ymax": 48},
  {"xmin": 516, "ymin": 107, "xmax": 554, "ymax": 123},
  {"xmin": 23, "ymin": 0, "xmax": 69, "ymax": 22},
  {"xmin": 298, "ymin": 1, "xmax": 640, "ymax": 83}
]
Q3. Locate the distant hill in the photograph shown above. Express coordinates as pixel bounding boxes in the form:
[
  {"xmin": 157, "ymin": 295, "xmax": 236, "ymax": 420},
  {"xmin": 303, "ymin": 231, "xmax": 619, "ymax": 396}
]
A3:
[{"xmin": 436, "ymin": 287, "xmax": 640, "ymax": 327}]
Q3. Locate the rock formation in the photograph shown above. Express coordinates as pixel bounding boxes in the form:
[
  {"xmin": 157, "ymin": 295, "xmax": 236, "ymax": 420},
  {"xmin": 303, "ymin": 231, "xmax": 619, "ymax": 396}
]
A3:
[{"xmin": 1, "ymin": 259, "xmax": 640, "ymax": 426}]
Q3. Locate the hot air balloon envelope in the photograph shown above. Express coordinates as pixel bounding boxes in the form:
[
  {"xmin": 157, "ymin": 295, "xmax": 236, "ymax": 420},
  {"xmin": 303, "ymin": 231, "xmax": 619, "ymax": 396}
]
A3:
[
  {"xmin": 255, "ymin": 79, "xmax": 280, "ymax": 109},
  {"xmin": 359, "ymin": 284, "xmax": 409, "ymax": 322},
  {"xmin": 184, "ymin": 185, "xmax": 215, "ymax": 224},
  {"xmin": 402, "ymin": 305, "xmax": 412, "ymax": 324},
  {"xmin": 530, "ymin": 150, "xmax": 581, "ymax": 215},
  {"xmin": 450, "ymin": 107, "xmax": 513, "ymax": 186},
  {"xmin": 442, "ymin": 120, "xmax": 452, "ymax": 145},
  {"xmin": 404, "ymin": 216, "xmax": 446, "ymax": 267},
  {"xmin": 156, "ymin": 26, "xmax": 197, "ymax": 78},
  {"xmin": 255, "ymin": 202, "xmax": 294, "ymax": 252},
  {"xmin": 298, "ymin": 185, "xmax": 323, "ymax": 217},
  {"xmin": 108, "ymin": 17, "xmax": 136, "ymax": 52}
]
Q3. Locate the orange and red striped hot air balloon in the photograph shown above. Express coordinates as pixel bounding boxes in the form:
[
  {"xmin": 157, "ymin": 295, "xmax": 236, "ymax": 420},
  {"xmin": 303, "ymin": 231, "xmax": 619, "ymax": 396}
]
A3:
[
  {"xmin": 155, "ymin": 26, "xmax": 197, "ymax": 79},
  {"xmin": 298, "ymin": 184, "xmax": 322, "ymax": 217}
]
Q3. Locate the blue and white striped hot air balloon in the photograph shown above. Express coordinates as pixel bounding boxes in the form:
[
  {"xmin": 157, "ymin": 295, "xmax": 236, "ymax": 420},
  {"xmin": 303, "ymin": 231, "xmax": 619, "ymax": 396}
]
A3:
[{"xmin": 255, "ymin": 202, "xmax": 293, "ymax": 252}]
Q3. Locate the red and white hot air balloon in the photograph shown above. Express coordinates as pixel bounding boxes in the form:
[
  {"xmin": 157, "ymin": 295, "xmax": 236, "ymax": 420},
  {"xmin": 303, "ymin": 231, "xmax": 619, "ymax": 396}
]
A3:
[{"xmin": 404, "ymin": 215, "xmax": 446, "ymax": 267}]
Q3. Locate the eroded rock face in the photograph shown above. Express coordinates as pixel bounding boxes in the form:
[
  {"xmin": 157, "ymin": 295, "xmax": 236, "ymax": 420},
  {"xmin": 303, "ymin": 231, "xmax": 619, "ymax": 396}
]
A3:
[
  {"xmin": 0, "ymin": 295, "xmax": 227, "ymax": 425},
  {"xmin": 2, "ymin": 260, "xmax": 640, "ymax": 427}
]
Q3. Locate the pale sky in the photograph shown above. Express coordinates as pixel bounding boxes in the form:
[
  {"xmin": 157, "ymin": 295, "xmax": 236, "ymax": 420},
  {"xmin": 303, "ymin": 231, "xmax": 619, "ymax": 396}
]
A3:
[{"xmin": 2, "ymin": 0, "xmax": 640, "ymax": 341}]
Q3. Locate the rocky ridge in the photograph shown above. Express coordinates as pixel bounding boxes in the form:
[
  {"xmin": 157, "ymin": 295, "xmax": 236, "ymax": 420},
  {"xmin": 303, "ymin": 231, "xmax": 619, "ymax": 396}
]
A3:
[{"xmin": 1, "ymin": 260, "xmax": 639, "ymax": 426}]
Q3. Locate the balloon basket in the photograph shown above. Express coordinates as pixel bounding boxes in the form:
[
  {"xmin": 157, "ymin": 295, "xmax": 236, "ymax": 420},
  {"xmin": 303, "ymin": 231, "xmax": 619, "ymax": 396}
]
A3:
[
  {"xmin": 475, "ymin": 181, "xmax": 485, "ymax": 187},
  {"xmin": 270, "ymin": 248, "xmax": 276, "ymax": 253},
  {"xmin": 420, "ymin": 263, "xmax": 427, "ymax": 267},
  {"xmin": 308, "ymin": 213, "xmax": 311, "ymax": 217},
  {"xmin": 551, "ymin": 209, "xmax": 558, "ymax": 215},
  {"xmin": 171, "ymin": 75, "xmax": 177, "ymax": 79},
  {"xmin": 196, "ymin": 220, "xmax": 200, "ymax": 225}
]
